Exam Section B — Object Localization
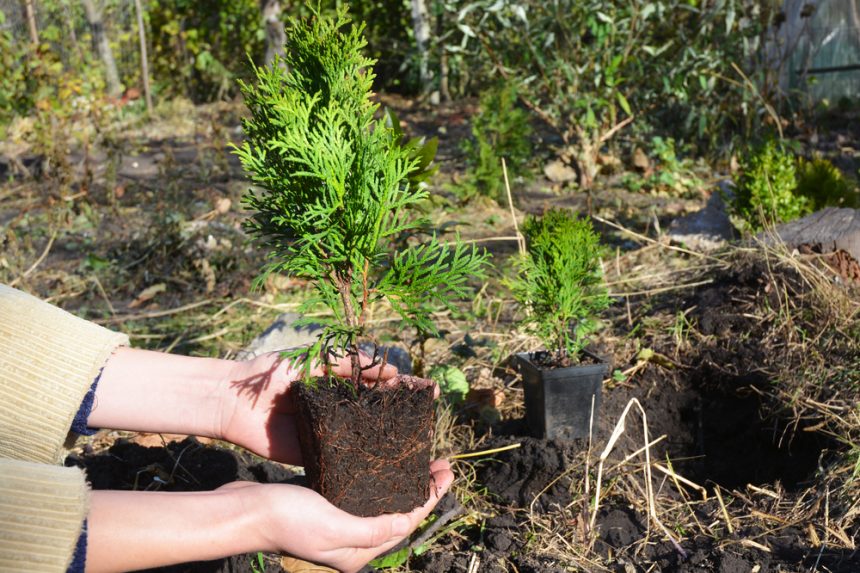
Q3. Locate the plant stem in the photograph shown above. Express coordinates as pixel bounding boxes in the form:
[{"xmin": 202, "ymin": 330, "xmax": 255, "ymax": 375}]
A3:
[{"xmin": 336, "ymin": 270, "xmax": 362, "ymax": 384}]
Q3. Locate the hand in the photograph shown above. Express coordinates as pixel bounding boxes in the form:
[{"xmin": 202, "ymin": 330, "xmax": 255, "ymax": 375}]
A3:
[
  {"xmin": 218, "ymin": 350, "xmax": 401, "ymax": 465},
  {"xmin": 86, "ymin": 460, "xmax": 454, "ymax": 573},
  {"xmin": 241, "ymin": 459, "xmax": 454, "ymax": 572}
]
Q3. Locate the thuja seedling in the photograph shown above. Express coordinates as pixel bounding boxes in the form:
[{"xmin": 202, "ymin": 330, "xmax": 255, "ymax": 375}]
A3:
[
  {"xmin": 235, "ymin": 8, "xmax": 487, "ymax": 384},
  {"xmin": 512, "ymin": 208, "xmax": 610, "ymax": 362}
]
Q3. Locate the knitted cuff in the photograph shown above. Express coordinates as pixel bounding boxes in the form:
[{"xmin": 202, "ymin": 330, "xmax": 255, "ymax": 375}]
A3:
[
  {"xmin": 0, "ymin": 460, "xmax": 89, "ymax": 572},
  {"xmin": 0, "ymin": 284, "xmax": 128, "ymax": 463}
]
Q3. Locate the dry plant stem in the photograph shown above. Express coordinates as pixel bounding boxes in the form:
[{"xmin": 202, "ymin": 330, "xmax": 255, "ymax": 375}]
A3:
[
  {"xmin": 589, "ymin": 398, "xmax": 686, "ymax": 557},
  {"xmin": 9, "ymin": 229, "xmax": 58, "ymax": 287},
  {"xmin": 95, "ymin": 299, "xmax": 215, "ymax": 325},
  {"xmin": 714, "ymin": 486, "xmax": 734, "ymax": 534},
  {"xmin": 450, "ymin": 443, "xmax": 521, "ymax": 460},
  {"xmin": 591, "ymin": 214, "xmax": 725, "ymax": 263},
  {"xmin": 501, "ymin": 158, "xmax": 526, "ymax": 256},
  {"xmin": 653, "ymin": 462, "xmax": 707, "ymax": 500},
  {"xmin": 663, "ymin": 458, "xmax": 709, "ymax": 536},
  {"xmin": 730, "ymin": 62, "xmax": 783, "ymax": 140}
]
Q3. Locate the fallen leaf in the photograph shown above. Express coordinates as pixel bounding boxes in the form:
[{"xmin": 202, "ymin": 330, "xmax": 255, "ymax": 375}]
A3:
[
  {"xmin": 129, "ymin": 283, "xmax": 167, "ymax": 308},
  {"xmin": 215, "ymin": 197, "xmax": 232, "ymax": 214},
  {"xmin": 279, "ymin": 557, "xmax": 336, "ymax": 572}
]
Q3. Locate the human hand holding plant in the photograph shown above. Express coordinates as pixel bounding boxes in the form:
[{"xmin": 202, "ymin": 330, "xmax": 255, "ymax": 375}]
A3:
[
  {"xmin": 90, "ymin": 346, "xmax": 412, "ymax": 464},
  {"xmin": 86, "ymin": 457, "xmax": 453, "ymax": 573},
  {"xmin": 218, "ymin": 349, "xmax": 402, "ymax": 465},
  {"xmin": 83, "ymin": 345, "xmax": 450, "ymax": 572}
]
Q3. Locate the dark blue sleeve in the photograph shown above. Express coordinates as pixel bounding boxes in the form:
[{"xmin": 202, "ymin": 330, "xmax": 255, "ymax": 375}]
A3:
[
  {"xmin": 70, "ymin": 371, "xmax": 103, "ymax": 436},
  {"xmin": 67, "ymin": 519, "xmax": 87, "ymax": 573}
]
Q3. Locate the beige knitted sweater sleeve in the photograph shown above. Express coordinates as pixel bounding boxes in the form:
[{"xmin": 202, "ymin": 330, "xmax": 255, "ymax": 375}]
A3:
[{"xmin": 0, "ymin": 284, "xmax": 129, "ymax": 571}]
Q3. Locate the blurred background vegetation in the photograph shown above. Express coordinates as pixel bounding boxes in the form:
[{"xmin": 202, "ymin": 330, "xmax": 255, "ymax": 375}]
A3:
[{"xmin": 2, "ymin": 0, "xmax": 858, "ymax": 191}]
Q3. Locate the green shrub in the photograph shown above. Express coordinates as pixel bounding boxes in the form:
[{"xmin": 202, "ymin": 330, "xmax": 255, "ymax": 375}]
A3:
[
  {"xmin": 512, "ymin": 209, "xmax": 610, "ymax": 361},
  {"xmin": 796, "ymin": 156, "xmax": 858, "ymax": 210},
  {"xmin": 622, "ymin": 136, "xmax": 703, "ymax": 197},
  {"xmin": 148, "ymin": 0, "xmax": 264, "ymax": 102},
  {"xmin": 461, "ymin": 82, "xmax": 533, "ymax": 201},
  {"xmin": 732, "ymin": 140, "xmax": 809, "ymax": 230},
  {"xmin": 235, "ymin": 8, "xmax": 488, "ymax": 382}
]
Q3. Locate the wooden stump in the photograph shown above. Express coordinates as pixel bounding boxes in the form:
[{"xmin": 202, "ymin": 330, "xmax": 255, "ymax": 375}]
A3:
[{"xmin": 765, "ymin": 207, "xmax": 860, "ymax": 284}]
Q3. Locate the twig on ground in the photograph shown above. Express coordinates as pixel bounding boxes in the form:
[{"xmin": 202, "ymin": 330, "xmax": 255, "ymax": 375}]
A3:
[
  {"xmin": 591, "ymin": 214, "xmax": 725, "ymax": 263},
  {"xmin": 408, "ymin": 500, "xmax": 465, "ymax": 550},
  {"xmin": 9, "ymin": 229, "xmax": 58, "ymax": 287}
]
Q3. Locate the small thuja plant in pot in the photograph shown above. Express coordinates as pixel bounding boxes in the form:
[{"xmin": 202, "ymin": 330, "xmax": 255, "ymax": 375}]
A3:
[
  {"xmin": 235, "ymin": 9, "xmax": 487, "ymax": 516},
  {"xmin": 511, "ymin": 208, "xmax": 611, "ymax": 441}
]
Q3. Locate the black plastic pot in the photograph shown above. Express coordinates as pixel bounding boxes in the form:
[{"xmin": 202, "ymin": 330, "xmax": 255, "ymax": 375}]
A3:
[{"xmin": 515, "ymin": 350, "xmax": 608, "ymax": 441}]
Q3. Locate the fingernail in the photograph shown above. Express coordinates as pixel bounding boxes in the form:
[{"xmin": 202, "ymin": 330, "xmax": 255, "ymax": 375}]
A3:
[{"xmin": 392, "ymin": 514, "xmax": 411, "ymax": 537}]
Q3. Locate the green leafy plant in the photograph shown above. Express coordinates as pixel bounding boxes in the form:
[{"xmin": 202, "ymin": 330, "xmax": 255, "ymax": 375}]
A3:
[
  {"xmin": 512, "ymin": 209, "xmax": 610, "ymax": 361},
  {"xmin": 796, "ymin": 156, "xmax": 858, "ymax": 210},
  {"xmin": 461, "ymin": 82, "xmax": 533, "ymax": 201},
  {"xmin": 732, "ymin": 139, "xmax": 808, "ymax": 230},
  {"xmin": 235, "ymin": 8, "xmax": 488, "ymax": 383},
  {"xmin": 148, "ymin": 0, "xmax": 264, "ymax": 102},
  {"xmin": 250, "ymin": 552, "xmax": 266, "ymax": 573},
  {"xmin": 622, "ymin": 136, "xmax": 703, "ymax": 197},
  {"xmin": 429, "ymin": 364, "xmax": 469, "ymax": 402}
]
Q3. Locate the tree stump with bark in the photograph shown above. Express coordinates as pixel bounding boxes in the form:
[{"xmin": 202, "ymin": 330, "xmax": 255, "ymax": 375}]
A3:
[{"xmin": 766, "ymin": 207, "xmax": 860, "ymax": 284}]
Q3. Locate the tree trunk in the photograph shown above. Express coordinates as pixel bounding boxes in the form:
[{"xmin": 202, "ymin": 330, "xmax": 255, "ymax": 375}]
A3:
[
  {"xmin": 81, "ymin": 0, "xmax": 122, "ymax": 98},
  {"xmin": 133, "ymin": 0, "xmax": 153, "ymax": 113},
  {"xmin": 23, "ymin": 0, "xmax": 38, "ymax": 45},
  {"xmin": 437, "ymin": 7, "xmax": 450, "ymax": 102},
  {"xmin": 767, "ymin": 207, "xmax": 860, "ymax": 284},
  {"xmin": 410, "ymin": 0, "xmax": 431, "ymax": 93},
  {"xmin": 260, "ymin": 0, "xmax": 286, "ymax": 66}
]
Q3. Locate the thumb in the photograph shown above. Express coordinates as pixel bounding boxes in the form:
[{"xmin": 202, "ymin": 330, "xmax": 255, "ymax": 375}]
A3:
[{"xmin": 343, "ymin": 512, "xmax": 414, "ymax": 550}]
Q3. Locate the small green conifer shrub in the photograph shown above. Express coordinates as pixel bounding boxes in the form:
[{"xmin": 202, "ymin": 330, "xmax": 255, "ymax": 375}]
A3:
[
  {"xmin": 461, "ymin": 82, "xmax": 533, "ymax": 201},
  {"xmin": 732, "ymin": 140, "xmax": 808, "ymax": 230},
  {"xmin": 796, "ymin": 156, "xmax": 858, "ymax": 210},
  {"xmin": 512, "ymin": 209, "xmax": 610, "ymax": 361},
  {"xmin": 234, "ymin": 8, "xmax": 488, "ymax": 383}
]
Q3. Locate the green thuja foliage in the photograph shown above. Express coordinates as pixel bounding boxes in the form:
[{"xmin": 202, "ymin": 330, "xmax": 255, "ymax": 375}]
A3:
[
  {"xmin": 512, "ymin": 209, "xmax": 610, "ymax": 361},
  {"xmin": 796, "ymin": 156, "xmax": 858, "ymax": 210},
  {"xmin": 235, "ymin": 8, "xmax": 487, "ymax": 383},
  {"xmin": 733, "ymin": 140, "xmax": 809, "ymax": 230},
  {"xmin": 461, "ymin": 82, "xmax": 533, "ymax": 201},
  {"xmin": 732, "ymin": 142, "xmax": 858, "ymax": 231}
]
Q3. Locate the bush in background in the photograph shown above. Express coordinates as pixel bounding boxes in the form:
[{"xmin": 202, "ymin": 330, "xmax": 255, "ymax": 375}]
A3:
[
  {"xmin": 461, "ymin": 82, "xmax": 532, "ymax": 201},
  {"xmin": 732, "ymin": 140, "xmax": 806, "ymax": 230},
  {"xmin": 148, "ymin": 0, "xmax": 264, "ymax": 102},
  {"xmin": 796, "ymin": 156, "xmax": 858, "ymax": 210},
  {"xmin": 731, "ymin": 141, "xmax": 857, "ymax": 230}
]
